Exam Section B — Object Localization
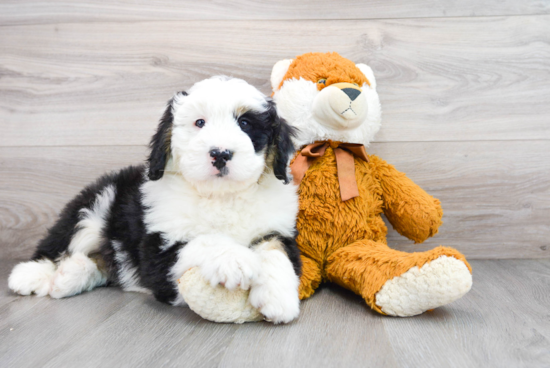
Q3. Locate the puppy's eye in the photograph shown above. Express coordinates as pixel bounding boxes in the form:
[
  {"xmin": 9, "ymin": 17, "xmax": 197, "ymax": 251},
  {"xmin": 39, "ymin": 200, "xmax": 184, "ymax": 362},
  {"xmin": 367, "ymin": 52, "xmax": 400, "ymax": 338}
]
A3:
[
  {"xmin": 195, "ymin": 119, "xmax": 205, "ymax": 128},
  {"xmin": 238, "ymin": 119, "xmax": 250, "ymax": 129},
  {"xmin": 318, "ymin": 79, "xmax": 327, "ymax": 85}
]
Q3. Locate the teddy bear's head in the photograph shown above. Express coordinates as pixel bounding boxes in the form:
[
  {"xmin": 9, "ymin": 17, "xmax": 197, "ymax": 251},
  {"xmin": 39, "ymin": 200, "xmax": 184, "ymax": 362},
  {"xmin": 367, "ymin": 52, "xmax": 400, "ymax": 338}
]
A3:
[{"xmin": 271, "ymin": 52, "xmax": 381, "ymax": 148}]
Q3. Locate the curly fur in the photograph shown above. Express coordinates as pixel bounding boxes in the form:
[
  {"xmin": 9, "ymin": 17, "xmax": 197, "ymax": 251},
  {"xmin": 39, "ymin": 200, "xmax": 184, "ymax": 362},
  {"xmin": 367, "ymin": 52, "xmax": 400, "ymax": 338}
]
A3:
[{"xmin": 273, "ymin": 52, "xmax": 472, "ymax": 317}]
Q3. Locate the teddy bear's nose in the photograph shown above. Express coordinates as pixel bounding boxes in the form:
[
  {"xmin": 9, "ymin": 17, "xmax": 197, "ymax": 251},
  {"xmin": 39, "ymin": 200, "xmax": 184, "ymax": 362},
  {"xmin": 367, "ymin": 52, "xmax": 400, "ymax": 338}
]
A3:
[
  {"xmin": 341, "ymin": 88, "xmax": 361, "ymax": 101},
  {"xmin": 311, "ymin": 82, "xmax": 368, "ymax": 131}
]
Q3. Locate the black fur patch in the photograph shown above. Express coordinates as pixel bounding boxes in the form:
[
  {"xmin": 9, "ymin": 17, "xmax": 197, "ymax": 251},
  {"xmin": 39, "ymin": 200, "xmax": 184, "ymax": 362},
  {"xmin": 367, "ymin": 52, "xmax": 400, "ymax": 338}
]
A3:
[
  {"xmin": 252, "ymin": 231, "xmax": 302, "ymax": 277},
  {"xmin": 235, "ymin": 100, "xmax": 296, "ymax": 184},
  {"xmin": 147, "ymin": 91, "xmax": 187, "ymax": 181},
  {"xmin": 100, "ymin": 165, "xmax": 147, "ymax": 285},
  {"xmin": 270, "ymin": 117, "xmax": 296, "ymax": 184},
  {"xmin": 235, "ymin": 110, "xmax": 273, "ymax": 153},
  {"xmin": 26, "ymin": 92, "xmax": 299, "ymax": 306},
  {"xmin": 31, "ymin": 164, "xmax": 186, "ymax": 304},
  {"xmin": 138, "ymin": 233, "xmax": 186, "ymax": 303},
  {"xmin": 32, "ymin": 166, "xmax": 144, "ymax": 261}
]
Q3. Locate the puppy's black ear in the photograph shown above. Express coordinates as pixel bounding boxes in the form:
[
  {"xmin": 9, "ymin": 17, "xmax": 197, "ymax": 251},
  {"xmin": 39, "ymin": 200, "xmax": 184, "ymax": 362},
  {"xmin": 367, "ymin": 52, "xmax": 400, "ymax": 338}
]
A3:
[
  {"xmin": 147, "ymin": 91, "xmax": 187, "ymax": 181},
  {"xmin": 269, "ymin": 101, "xmax": 297, "ymax": 184}
]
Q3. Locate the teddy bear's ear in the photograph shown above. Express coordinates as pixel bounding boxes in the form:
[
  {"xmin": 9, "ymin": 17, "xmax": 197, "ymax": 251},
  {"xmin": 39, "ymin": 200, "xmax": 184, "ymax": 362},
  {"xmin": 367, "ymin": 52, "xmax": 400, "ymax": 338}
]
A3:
[
  {"xmin": 271, "ymin": 59, "xmax": 293, "ymax": 91},
  {"xmin": 356, "ymin": 63, "xmax": 377, "ymax": 89}
]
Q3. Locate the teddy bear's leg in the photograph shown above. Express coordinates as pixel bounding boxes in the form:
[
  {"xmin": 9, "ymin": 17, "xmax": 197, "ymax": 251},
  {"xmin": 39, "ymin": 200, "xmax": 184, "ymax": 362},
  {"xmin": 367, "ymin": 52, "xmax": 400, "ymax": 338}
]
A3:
[
  {"xmin": 325, "ymin": 240, "xmax": 472, "ymax": 317},
  {"xmin": 299, "ymin": 255, "xmax": 323, "ymax": 300}
]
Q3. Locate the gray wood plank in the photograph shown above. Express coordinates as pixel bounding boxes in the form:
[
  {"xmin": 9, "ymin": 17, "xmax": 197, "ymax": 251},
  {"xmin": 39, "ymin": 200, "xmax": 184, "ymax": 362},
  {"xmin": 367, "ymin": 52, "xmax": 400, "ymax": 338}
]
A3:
[
  {"xmin": 1, "ymin": 260, "xmax": 550, "ymax": 367},
  {"xmin": 382, "ymin": 260, "xmax": 550, "ymax": 368},
  {"xmin": 0, "ymin": 146, "xmax": 146, "ymax": 260},
  {"xmin": 0, "ymin": 260, "xmax": 19, "ymax": 309},
  {"xmin": 0, "ymin": 0, "xmax": 548, "ymax": 25},
  {"xmin": 1, "ymin": 16, "xmax": 550, "ymax": 146},
  {"xmin": 41, "ymin": 298, "xmax": 241, "ymax": 368},
  {"xmin": 476, "ymin": 260, "xmax": 550, "ymax": 341},
  {"xmin": 0, "ymin": 260, "xmax": 137, "ymax": 368},
  {"xmin": 218, "ymin": 287, "xmax": 399, "ymax": 368},
  {"xmin": 374, "ymin": 140, "xmax": 550, "ymax": 259},
  {"xmin": 1, "ymin": 141, "xmax": 548, "ymax": 260}
]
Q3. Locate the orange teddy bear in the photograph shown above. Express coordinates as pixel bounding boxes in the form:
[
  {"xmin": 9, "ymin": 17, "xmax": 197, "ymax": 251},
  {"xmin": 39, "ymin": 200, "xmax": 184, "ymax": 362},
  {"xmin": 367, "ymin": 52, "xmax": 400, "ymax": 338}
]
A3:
[{"xmin": 271, "ymin": 52, "xmax": 472, "ymax": 316}]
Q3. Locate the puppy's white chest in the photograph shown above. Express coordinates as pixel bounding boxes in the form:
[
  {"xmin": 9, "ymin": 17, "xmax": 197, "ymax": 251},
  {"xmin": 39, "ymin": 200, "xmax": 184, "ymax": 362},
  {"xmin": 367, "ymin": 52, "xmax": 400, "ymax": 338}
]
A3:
[
  {"xmin": 193, "ymin": 195, "xmax": 254, "ymax": 237},
  {"xmin": 141, "ymin": 175, "xmax": 297, "ymax": 246}
]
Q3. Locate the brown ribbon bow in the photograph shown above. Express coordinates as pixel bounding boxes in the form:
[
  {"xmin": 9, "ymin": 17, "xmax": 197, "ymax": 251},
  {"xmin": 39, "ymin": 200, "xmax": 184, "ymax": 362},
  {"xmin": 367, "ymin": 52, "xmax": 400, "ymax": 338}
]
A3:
[{"xmin": 290, "ymin": 141, "xmax": 369, "ymax": 202}]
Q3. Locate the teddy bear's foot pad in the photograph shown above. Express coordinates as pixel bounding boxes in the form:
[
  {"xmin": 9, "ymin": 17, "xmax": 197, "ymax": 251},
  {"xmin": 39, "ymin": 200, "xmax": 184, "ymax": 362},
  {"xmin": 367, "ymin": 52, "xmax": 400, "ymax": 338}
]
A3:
[
  {"xmin": 375, "ymin": 255, "xmax": 472, "ymax": 317},
  {"xmin": 178, "ymin": 267, "xmax": 263, "ymax": 324}
]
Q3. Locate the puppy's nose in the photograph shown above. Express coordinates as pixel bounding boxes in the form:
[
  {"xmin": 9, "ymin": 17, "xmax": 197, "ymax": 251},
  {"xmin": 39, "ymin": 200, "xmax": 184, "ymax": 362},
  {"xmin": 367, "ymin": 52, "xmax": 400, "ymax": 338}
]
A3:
[
  {"xmin": 210, "ymin": 148, "xmax": 233, "ymax": 161},
  {"xmin": 210, "ymin": 148, "xmax": 233, "ymax": 170},
  {"xmin": 341, "ymin": 88, "xmax": 361, "ymax": 101}
]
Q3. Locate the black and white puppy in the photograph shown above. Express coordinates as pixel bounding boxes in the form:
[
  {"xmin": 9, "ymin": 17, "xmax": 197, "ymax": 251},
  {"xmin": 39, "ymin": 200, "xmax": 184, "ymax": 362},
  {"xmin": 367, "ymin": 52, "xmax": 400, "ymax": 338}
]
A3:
[{"xmin": 9, "ymin": 76, "xmax": 302, "ymax": 323}]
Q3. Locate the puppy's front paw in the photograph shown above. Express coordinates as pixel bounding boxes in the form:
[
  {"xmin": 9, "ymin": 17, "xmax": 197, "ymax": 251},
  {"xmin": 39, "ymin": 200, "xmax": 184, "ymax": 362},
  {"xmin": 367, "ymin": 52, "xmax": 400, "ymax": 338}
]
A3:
[
  {"xmin": 249, "ymin": 284, "xmax": 300, "ymax": 324},
  {"xmin": 200, "ymin": 247, "xmax": 261, "ymax": 291}
]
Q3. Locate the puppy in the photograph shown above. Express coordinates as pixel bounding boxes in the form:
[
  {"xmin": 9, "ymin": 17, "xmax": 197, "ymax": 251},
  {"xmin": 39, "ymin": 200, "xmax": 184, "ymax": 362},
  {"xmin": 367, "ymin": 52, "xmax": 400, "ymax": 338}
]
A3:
[{"xmin": 9, "ymin": 76, "xmax": 302, "ymax": 324}]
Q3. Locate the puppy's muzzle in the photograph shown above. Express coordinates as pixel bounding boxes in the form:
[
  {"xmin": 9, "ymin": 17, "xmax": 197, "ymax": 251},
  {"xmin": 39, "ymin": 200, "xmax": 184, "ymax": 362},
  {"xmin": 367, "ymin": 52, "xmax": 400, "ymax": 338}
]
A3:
[{"xmin": 210, "ymin": 148, "xmax": 233, "ymax": 176}]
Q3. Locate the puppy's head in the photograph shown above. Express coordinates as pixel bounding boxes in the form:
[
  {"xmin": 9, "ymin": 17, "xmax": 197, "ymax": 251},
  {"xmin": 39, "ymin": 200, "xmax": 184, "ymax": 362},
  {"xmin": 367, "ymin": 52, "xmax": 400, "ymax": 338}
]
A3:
[{"xmin": 147, "ymin": 76, "xmax": 295, "ymax": 194}]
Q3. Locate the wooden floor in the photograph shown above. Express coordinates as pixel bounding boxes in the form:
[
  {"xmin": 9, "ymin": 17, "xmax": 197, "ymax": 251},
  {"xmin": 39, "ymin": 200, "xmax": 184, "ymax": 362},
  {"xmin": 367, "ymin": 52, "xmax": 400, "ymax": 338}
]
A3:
[
  {"xmin": 1, "ymin": 2, "xmax": 549, "ymax": 261},
  {"xmin": 0, "ymin": 259, "xmax": 549, "ymax": 368},
  {"xmin": 1, "ymin": 1, "xmax": 549, "ymax": 367}
]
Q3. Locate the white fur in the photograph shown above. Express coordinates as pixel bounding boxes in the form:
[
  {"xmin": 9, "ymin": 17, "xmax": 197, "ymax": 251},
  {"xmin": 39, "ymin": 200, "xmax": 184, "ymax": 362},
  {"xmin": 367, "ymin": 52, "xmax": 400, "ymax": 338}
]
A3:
[
  {"xmin": 9, "ymin": 185, "xmax": 115, "ymax": 298},
  {"xmin": 271, "ymin": 59, "xmax": 293, "ymax": 91},
  {"xmin": 8, "ymin": 259, "xmax": 56, "ymax": 297},
  {"xmin": 49, "ymin": 253, "xmax": 107, "ymax": 299},
  {"xmin": 8, "ymin": 76, "xmax": 300, "ymax": 323},
  {"xmin": 176, "ymin": 238, "xmax": 300, "ymax": 324},
  {"xmin": 159, "ymin": 235, "xmax": 177, "ymax": 252},
  {"xmin": 143, "ymin": 77, "xmax": 300, "ymax": 322},
  {"xmin": 356, "ymin": 64, "xmax": 377, "ymax": 89},
  {"xmin": 375, "ymin": 256, "xmax": 473, "ymax": 317},
  {"xmin": 272, "ymin": 63, "xmax": 382, "ymax": 148},
  {"xmin": 46, "ymin": 186, "xmax": 113, "ymax": 298},
  {"xmin": 171, "ymin": 234, "xmax": 262, "ymax": 291},
  {"xmin": 170, "ymin": 292, "xmax": 187, "ymax": 307},
  {"xmin": 142, "ymin": 172, "xmax": 298, "ymax": 252},
  {"xmin": 69, "ymin": 185, "xmax": 116, "ymax": 255},
  {"xmin": 112, "ymin": 240, "xmax": 151, "ymax": 294},
  {"xmin": 312, "ymin": 84, "xmax": 368, "ymax": 129},
  {"xmin": 248, "ymin": 239, "xmax": 300, "ymax": 324},
  {"xmin": 170, "ymin": 76, "xmax": 270, "ymax": 196}
]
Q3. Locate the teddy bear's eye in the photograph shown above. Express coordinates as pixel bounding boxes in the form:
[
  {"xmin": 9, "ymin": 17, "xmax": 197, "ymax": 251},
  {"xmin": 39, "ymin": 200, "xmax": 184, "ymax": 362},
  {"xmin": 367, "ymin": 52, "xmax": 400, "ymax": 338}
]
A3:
[
  {"xmin": 353, "ymin": 83, "xmax": 359, "ymax": 87},
  {"xmin": 318, "ymin": 79, "xmax": 327, "ymax": 85}
]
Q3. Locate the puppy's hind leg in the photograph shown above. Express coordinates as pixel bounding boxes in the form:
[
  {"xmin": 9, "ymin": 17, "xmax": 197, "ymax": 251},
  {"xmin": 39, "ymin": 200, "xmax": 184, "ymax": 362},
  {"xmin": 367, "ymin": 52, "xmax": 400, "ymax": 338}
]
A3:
[
  {"xmin": 9, "ymin": 243, "xmax": 108, "ymax": 299},
  {"xmin": 9, "ymin": 259, "xmax": 57, "ymax": 297},
  {"xmin": 9, "ymin": 181, "xmax": 116, "ymax": 298},
  {"xmin": 49, "ymin": 253, "xmax": 107, "ymax": 299},
  {"xmin": 48, "ymin": 186, "xmax": 114, "ymax": 299}
]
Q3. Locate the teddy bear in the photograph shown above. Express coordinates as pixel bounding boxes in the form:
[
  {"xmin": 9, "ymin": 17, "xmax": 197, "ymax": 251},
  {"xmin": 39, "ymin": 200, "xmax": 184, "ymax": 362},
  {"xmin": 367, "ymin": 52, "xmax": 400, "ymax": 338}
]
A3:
[{"xmin": 270, "ymin": 52, "xmax": 472, "ymax": 316}]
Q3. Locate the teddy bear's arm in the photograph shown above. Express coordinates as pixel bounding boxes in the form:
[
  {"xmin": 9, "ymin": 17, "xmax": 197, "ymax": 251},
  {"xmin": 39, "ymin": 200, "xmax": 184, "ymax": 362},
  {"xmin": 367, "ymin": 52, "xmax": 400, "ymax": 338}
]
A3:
[{"xmin": 369, "ymin": 155, "xmax": 443, "ymax": 243}]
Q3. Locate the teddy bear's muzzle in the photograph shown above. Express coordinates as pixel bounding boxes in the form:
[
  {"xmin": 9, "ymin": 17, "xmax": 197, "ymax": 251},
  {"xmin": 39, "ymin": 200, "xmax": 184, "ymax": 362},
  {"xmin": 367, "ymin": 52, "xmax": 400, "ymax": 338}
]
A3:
[{"xmin": 312, "ymin": 82, "xmax": 368, "ymax": 130}]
